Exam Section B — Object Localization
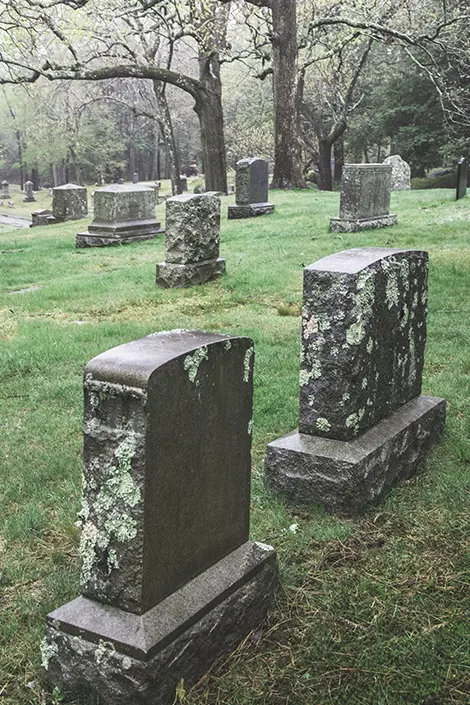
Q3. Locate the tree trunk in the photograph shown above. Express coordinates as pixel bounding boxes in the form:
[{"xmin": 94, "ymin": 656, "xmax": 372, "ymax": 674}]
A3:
[
  {"xmin": 317, "ymin": 139, "xmax": 333, "ymax": 191},
  {"xmin": 152, "ymin": 81, "xmax": 181, "ymax": 194},
  {"xmin": 270, "ymin": 0, "xmax": 306, "ymax": 189},
  {"xmin": 195, "ymin": 62, "xmax": 227, "ymax": 193},
  {"xmin": 334, "ymin": 137, "xmax": 344, "ymax": 183}
]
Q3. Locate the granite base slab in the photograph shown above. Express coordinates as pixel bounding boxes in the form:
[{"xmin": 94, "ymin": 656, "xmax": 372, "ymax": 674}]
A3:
[
  {"xmin": 156, "ymin": 257, "xmax": 226, "ymax": 287},
  {"xmin": 228, "ymin": 203, "xmax": 274, "ymax": 219},
  {"xmin": 76, "ymin": 224, "xmax": 162, "ymax": 248},
  {"xmin": 264, "ymin": 395, "xmax": 446, "ymax": 514},
  {"xmin": 329, "ymin": 214, "xmax": 397, "ymax": 232},
  {"xmin": 42, "ymin": 541, "xmax": 278, "ymax": 705}
]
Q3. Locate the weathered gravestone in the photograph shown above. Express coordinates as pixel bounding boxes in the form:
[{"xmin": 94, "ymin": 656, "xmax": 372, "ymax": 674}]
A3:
[
  {"xmin": 132, "ymin": 172, "xmax": 139, "ymax": 184},
  {"xmin": 264, "ymin": 248, "xmax": 446, "ymax": 514},
  {"xmin": 76, "ymin": 184, "xmax": 161, "ymax": 247},
  {"xmin": 179, "ymin": 175, "xmax": 188, "ymax": 192},
  {"xmin": 42, "ymin": 330, "xmax": 278, "ymax": 705},
  {"xmin": 330, "ymin": 164, "xmax": 397, "ymax": 232},
  {"xmin": 1, "ymin": 180, "xmax": 10, "ymax": 199},
  {"xmin": 228, "ymin": 157, "xmax": 274, "ymax": 219},
  {"xmin": 382, "ymin": 154, "xmax": 411, "ymax": 190},
  {"xmin": 156, "ymin": 192, "xmax": 225, "ymax": 287},
  {"xmin": 23, "ymin": 180, "xmax": 36, "ymax": 202},
  {"xmin": 456, "ymin": 157, "xmax": 467, "ymax": 201},
  {"xmin": 52, "ymin": 183, "xmax": 88, "ymax": 220}
]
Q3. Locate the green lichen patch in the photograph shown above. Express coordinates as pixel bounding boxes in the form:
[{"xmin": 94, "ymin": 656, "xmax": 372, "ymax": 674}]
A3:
[
  {"xmin": 183, "ymin": 346, "xmax": 209, "ymax": 383},
  {"xmin": 243, "ymin": 346, "xmax": 254, "ymax": 383}
]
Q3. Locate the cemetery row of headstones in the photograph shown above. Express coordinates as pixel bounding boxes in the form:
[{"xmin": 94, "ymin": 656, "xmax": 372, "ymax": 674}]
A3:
[{"xmin": 40, "ymin": 243, "xmax": 446, "ymax": 703}]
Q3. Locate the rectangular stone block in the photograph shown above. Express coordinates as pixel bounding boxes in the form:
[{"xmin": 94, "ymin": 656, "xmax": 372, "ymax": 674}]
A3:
[
  {"xmin": 456, "ymin": 157, "xmax": 467, "ymax": 201},
  {"xmin": 156, "ymin": 258, "xmax": 226, "ymax": 288},
  {"xmin": 235, "ymin": 157, "xmax": 270, "ymax": 205},
  {"xmin": 52, "ymin": 183, "xmax": 88, "ymax": 220},
  {"xmin": 165, "ymin": 192, "xmax": 220, "ymax": 264},
  {"xmin": 339, "ymin": 164, "xmax": 392, "ymax": 220},
  {"xmin": 265, "ymin": 395, "xmax": 446, "ymax": 514},
  {"xmin": 300, "ymin": 248, "xmax": 428, "ymax": 441}
]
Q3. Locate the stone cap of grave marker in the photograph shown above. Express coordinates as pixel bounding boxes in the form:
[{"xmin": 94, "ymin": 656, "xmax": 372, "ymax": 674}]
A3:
[
  {"xmin": 81, "ymin": 330, "xmax": 254, "ymax": 615},
  {"xmin": 339, "ymin": 164, "xmax": 393, "ymax": 220},
  {"xmin": 92, "ymin": 184, "xmax": 155, "ymax": 224},
  {"xmin": 235, "ymin": 157, "xmax": 269, "ymax": 205},
  {"xmin": 299, "ymin": 247, "xmax": 428, "ymax": 441}
]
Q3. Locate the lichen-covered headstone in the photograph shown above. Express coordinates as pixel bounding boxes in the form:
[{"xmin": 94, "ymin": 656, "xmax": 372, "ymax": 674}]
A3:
[
  {"xmin": 228, "ymin": 157, "xmax": 274, "ymax": 219},
  {"xmin": 52, "ymin": 183, "xmax": 87, "ymax": 220},
  {"xmin": 23, "ymin": 180, "xmax": 36, "ymax": 202},
  {"xmin": 132, "ymin": 172, "xmax": 139, "ymax": 184},
  {"xmin": 43, "ymin": 330, "xmax": 278, "ymax": 705},
  {"xmin": 156, "ymin": 192, "xmax": 225, "ymax": 287},
  {"xmin": 330, "ymin": 164, "xmax": 397, "ymax": 232},
  {"xmin": 1, "ymin": 180, "xmax": 10, "ymax": 199},
  {"xmin": 382, "ymin": 154, "xmax": 411, "ymax": 190},
  {"xmin": 76, "ymin": 184, "xmax": 161, "ymax": 247},
  {"xmin": 456, "ymin": 157, "xmax": 467, "ymax": 201},
  {"xmin": 264, "ymin": 248, "xmax": 446, "ymax": 514}
]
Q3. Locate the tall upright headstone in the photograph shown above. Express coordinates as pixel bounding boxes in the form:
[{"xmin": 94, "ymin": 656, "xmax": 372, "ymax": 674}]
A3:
[
  {"xmin": 1, "ymin": 180, "xmax": 10, "ymax": 199},
  {"xmin": 382, "ymin": 154, "xmax": 411, "ymax": 190},
  {"xmin": 264, "ymin": 248, "xmax": 446, "ymax": 514},
  {"xmin": 330, "ymin": 164, "xmax": 397, "ymax": 232},
  {"xmin": 228, "ymin": 157, "xmax": 274, "ymax": 219},
  {"xmin": 456, "ymin": 157, "xmax": 467, "ymax": 201},
  {"xmin": 76, "ymin": 184, "xmax": 161, "ymax": 247},
  {"xmin": 156, "ymin": 192, "xmax": 225, "ymax": 287},
  {"xmin": 23, "ymin": 180, "xmax": 36, "ymax": 202},
  {"xmin": 132, "ymin": 172, "xmax": 139, "ymax": 184},
  {"xmin": 52, "ymin": 183, "xmax": 87, "ymax": 220},
  {"xmin": 179, "ymin": 175, "xmax": 188, "ymax": 192},
  {"xmin": 42, "ymin": 331, "xmax": 278, "ymax": 705}
]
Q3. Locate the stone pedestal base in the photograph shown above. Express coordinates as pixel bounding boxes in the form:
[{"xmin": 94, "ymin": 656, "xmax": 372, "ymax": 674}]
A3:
[
  {"xmin": 228, "ymin": 202, "xmax": 274, "ymax": 219},
  {"xmin": 264, "ymin": 396, "xmax": 446, "ymax": 515},
  {"xmin": 329, "ymin": 214, "xmax": 397, "ymax": 232},
  {"xmin": 31, "ymin": 210, "xmax": 59, "ymax": 227},
  {"xmin": 42, "ymin": 541, "xmax": 278, "ymax": 705},
  {"xmin": 24, "ymin": 197, "xmax": 36, "ymax": 203},
  {"xmin": 156, "ymin": 257, "xmax": 226, "ymax": 288},
  {"xmin": 76, "ymin": 220, "xmax": 162, "ymax": 247}
]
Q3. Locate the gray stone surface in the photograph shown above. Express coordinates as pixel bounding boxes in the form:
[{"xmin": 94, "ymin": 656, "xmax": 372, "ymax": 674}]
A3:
[
  {"xmin": 382, "ymin": 154, "xmax": 411, "ymax": 190},
  {"xmin": 132, "ymin": 172, "xmax": 139, "ymax": 184},
  {"xmin": 330, "ymin": 164, "xmax": 396, "ymax": 232},
  {"xmin": 157, "ymin": 193, "xmax": 224, "ymax": 287},
  {"xmin": 43, "ymin": 330, "xmax": 277, "ymax": 703},
  {"xmin": 265, "ymin": 396, "xmax": 446, "ymax": 514},
  {"xmin": 76, "ymin": 184, "xmax": 161, "ymax": 248},
  {"xmin": 52, "ymin": 183, "xmax": 87, "ymax": 220},
  {"xmin": 156, "ymin": 258, "xmax": 226, "ymax": 288},
  {"xmin": 31, "ymin": 209, "xmax": 58, "ymax": 227},
  {"xmin": 456, "ymin": 157, "xmax": 467, "ymax": 201},
  {"xmin": 264, "ymin": 246, "xmax": 446, "ymax": 513},
  {"xmin": 1, "ymin": 180, "xmax": 10, "ymax": 198},
  {"xmin": 299, "ymin": 248, "xmax": 428, "ymax": 441},
  {"xmin": 43, "ymin": 542, "xmax": 277, "ymax": 705},
  {"xmin": 23, "ymin": 180, "xmax": 36, "ymax": 202},
  {"xmin": 228, "ymin": 157, "xmax": 274, "ymax": 220}
]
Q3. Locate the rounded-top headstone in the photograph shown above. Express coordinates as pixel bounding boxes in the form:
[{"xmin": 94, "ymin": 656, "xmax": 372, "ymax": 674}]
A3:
[{"xmin": 382, "ymin": 154, "xmax": 411, "ymax": 190}]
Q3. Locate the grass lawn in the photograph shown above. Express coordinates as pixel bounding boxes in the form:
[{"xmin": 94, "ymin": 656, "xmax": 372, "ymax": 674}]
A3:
[{"xmin": 1, "ymin": 187, "xmax": 470, "ymax": 704}]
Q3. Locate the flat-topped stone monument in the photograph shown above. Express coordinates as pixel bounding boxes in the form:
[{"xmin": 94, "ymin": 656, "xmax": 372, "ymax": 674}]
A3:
[
  {"xmin": 456, "ymin": 157, "xmax": 467, "ymax": 201},
  {"xmin": 228, "ymin": 157, "xmax": 274, "ymax": 219},
  {"xmin": 42, "ymin": 330, "xmax": 277, "ymax": 704},
  {"xmin": 264, "ymin": 248, "xmax": 446, "ymax": 514},
  {"xmin": 330, "ymin": 164, "xmax": 397, "ymax": 232},
  {"xmin": 76, "ymin": 184, "xmax": 161, "ymax": 247},
  {"xmin": 382, "ymin": 154, "xmax": 411, "ymax": 190},
  {"xmin": 156, "ymin": 192, "xmax": 225, "ymax": 287},
  {"xmin": 52, "ymin": 183, "xmax": 87, "ymax": 220}
]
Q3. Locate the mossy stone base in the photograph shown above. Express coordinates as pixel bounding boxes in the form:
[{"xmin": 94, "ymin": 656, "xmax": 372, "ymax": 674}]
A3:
[
  {"xmin": 76, "ymin": 221, "xmax": 162, "ymax": 248},
  {"xmin": 42, "ymin": 541, "xmax": 278, "ymax": 705},
  {"xmin": 264, "ymin": 395, "xmax": 446, "ymax": 515},
  {"xmin": 156, "ymin": 258, "xmax": 226, "ymax": 287},
  {"xmin": 227, "ymin": 203, "xmax": 274, "ymax": 219},
  {"xmin": 329, "ymin": 214, "xmax": 397, "ymax": 232}
]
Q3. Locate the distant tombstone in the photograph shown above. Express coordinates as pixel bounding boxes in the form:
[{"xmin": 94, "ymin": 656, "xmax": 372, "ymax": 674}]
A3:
[
  {"xmin": 118, "ymin": 177, "xmax": 125, "ymax": 185},
  {"xmin": 52, "ymin": 183, "xmax": 87, "ymax": 221},
  {"xmin": 456, "ymin": 157, "xmax": 467, "ymax": 201},
  {"xmin": 31, "ymin": 209, "xmax": 58, "ymax": 227},
  {"xmin": 1, "ymin": 181, "xmax": 10, "ymax": 199},
  {"xmin": 330, "ymin": 164, "xmax": 397, "ymax": 232},
  {"xmin": 179, "ymin": 175, "xmax": 188, "ymax": 192},
  {"xmin": 76, "ymin": 184, "xmax": 161, "ymax": 248},
  {"xmin": 156, "ymin": 192, "xmax": 225, "ymax": 287},
  {"xmin": 132, "ymin": 172, "xmax": 139, "ymax": 184},
  {"xmin": 264, "ymin": 247, "xmax": 446, "ymax": 514},
  {"xmin": 228, "ymin": 157, "xmax": 274, "ymax": 219},
  {"xmin": 382, "ymin": 154, "xmax": 411, "ymax": 190},
  {"xmin": 48, "ymin": 188, "xmax": 53, "ymax": 198},
  {"xmin": 42, "ymin": 330, "xmax": 278, "ymax": 704},
  {"xmin": 23, "ymin": 180, "xmax": 36, "ymax": 202}
]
